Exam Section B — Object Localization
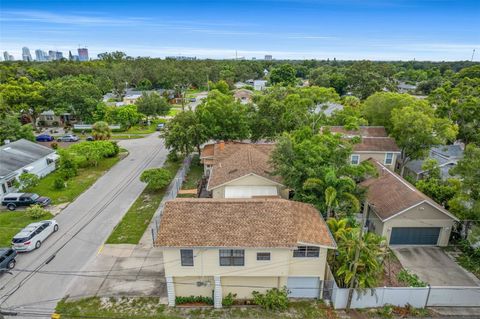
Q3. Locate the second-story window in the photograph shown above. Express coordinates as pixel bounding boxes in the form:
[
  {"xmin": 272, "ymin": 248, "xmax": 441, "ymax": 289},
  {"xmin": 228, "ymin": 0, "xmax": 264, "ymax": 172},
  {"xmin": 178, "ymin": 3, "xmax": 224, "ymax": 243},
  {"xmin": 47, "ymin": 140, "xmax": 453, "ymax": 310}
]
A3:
[
  {"xmin": 256, "ymin": 252, "xmax": 271, "ymax": 261},
  {"xmin": 219, "ymin": 249, "xmax": 244, "ymax": 266},
  {"xmin": 180, "ymin": 249, "xmax": 194, "ymax": 266},
  {"xmin": 384, "ymin": 153, "xmax": 394, "ymax": 165},
  {"xmin": 293, "ymin": 246, "xmax": 320, "ymax": 258},
  {"xmin": 351, "ymin": 154, "xmax": 360, "ymax": 165}
]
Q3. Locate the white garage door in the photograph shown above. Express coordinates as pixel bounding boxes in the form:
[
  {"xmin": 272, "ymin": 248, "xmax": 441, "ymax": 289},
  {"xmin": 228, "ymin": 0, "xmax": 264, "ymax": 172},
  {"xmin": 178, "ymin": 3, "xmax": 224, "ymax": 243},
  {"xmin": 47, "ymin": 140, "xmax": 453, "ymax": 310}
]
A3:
[
  {"xmin": 287, "ymin": 277, "xmax": 320, "ymax": 298},
  {"xmin": 224, "ymin": 186, "xmax": 278, "ymax": 198}
]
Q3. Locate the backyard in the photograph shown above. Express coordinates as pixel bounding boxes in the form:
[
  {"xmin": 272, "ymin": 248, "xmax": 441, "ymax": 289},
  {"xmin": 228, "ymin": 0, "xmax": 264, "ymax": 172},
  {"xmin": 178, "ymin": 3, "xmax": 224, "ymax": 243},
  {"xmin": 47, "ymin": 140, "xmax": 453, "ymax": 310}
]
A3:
[
  {"xmin": 177, "ymin": 155, "xmax": 203, "ymax": 198},
  {"xmin": 0, "ymin": 210, "xmax": 54, "ymax": 246},
  {"xmin": 105, "ymin": 158, "xmax": 181, "ymax": 244}
]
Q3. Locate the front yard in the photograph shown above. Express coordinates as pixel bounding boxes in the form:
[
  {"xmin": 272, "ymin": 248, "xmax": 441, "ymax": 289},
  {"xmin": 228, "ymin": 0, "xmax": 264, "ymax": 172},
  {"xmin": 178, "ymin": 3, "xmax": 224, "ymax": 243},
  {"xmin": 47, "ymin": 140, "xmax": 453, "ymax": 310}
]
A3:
[
  {"xmin": 0, "ymin": 210, "xmax": 54, "ymax": 246},
  {"xmin": 105, "ymin": 159, "xmax": 181, "ymax": 244},
  {"xmin": 25, "ymin": 155, "xmax": 122, "ymax": 205},
  {"xmin": 55, "ymin": 297, "xmax": 338, "ymax": 319}
]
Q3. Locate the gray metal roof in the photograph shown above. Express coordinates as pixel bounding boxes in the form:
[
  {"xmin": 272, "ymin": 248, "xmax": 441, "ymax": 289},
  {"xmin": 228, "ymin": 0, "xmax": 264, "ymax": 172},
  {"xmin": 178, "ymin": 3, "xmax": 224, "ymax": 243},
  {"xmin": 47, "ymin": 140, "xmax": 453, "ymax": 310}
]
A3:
[
  {"xmin": 315, "ymin": 102, "xmax": 344, "ymax": 116},
  {"xmin": 0, "ymin": 139, "xmax": 55, "ymax": 178},
  {"xmin": 405, "ymin": 145, "xmax": 464, "ymax": 178}
]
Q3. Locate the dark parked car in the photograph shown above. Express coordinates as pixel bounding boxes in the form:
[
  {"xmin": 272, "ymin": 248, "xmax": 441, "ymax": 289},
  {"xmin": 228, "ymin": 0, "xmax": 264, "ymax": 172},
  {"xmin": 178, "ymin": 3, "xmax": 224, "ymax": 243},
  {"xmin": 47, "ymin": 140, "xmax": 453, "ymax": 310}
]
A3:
[
  {"xmin": 57, "ymin": 134, "xmax": 79, "ymax": 142},
  {"xmin": 189, "ymin": 98, "xmax": 196, "ymax": 102},
  {"xmin": 156, "ymin": 123, "xmax": 165, "ymax": 131},
  {"xmin": 1, "ymin": 193, "xmax": 51, "ymax": 211},
  {"xmin": 86, "ymin": 136, "xmax": 94, "ymax": 141},
  {"xmin": 0, "ymin": 248, "xmax": 17, "ymax": 271},
  {"xmin": 35, "ymin": 134, "xmax": 54, "ymax": 142}
]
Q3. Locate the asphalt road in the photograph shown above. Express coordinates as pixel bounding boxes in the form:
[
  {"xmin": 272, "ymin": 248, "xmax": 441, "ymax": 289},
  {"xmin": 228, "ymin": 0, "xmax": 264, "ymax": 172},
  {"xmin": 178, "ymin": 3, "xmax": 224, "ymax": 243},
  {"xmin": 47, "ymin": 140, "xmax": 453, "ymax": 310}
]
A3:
[{"xmin": 0, "ymin": 133, "xmax": 168, "ymax": 318}]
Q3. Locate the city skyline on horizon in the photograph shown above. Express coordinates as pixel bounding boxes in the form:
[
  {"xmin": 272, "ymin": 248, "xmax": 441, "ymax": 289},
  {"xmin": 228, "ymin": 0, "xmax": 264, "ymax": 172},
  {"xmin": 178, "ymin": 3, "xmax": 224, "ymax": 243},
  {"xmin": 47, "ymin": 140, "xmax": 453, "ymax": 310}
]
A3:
[{"xmin": 0, "ymin": 0, "xmax": 479, "ymax": 62}]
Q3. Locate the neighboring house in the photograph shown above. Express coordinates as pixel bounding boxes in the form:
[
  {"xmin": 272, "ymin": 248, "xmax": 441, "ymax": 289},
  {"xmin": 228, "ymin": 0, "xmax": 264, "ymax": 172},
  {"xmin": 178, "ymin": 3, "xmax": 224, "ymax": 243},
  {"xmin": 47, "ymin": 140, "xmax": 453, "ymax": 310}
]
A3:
[
  {"xmin": 253, "ymin": 80, "xmax": 267, "ymax": 91},
  {"xmin": 397, "ymin": 81, "xmax": 417, "ymax": 94},
  {"xmin": 0, "ymin": 139, "xmax": 58, "ymax": 200},
  {"xmin": 123, "ymin": 93, "xmax": 142, "ymax": 105},
  {"xmin": 200, "ymin": 141, "xmax": 289, "ymax": 199},
  {"xmin": 233, "ymin": 89, "xmax": 253, "ymax": 104},
  {"xmin": 361, "ymin": 160, "xmax": 459, "ymax": 246},
  {"xmin": 314, "ymin": 102, "xmax": 344, "ymax": 117},
  {"xmin": 155, "ymin": 198, "xmax": 336, "ymax": 307},
  {"xmin": 38, "ymin": 110, "xmax": 76, "ymax": 126},
  {"xmin": 403, "ymin": 145, "xmax": 464, "ymax": 181},
  {"xmin": 327, "ymin": 126, "xmax": 401, "ymax": 170}
]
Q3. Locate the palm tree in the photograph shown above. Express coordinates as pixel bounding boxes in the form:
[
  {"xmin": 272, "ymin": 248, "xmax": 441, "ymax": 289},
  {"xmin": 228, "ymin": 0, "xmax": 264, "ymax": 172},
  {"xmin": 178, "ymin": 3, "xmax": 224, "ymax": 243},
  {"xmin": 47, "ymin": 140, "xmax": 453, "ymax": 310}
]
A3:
[
  {"xmin": 302, "ymin": 168, "xmax": 361, "ymax": 218},
  {"xmin": 92, "ymin": 121, "xmax": 111, "ymax": 140}
]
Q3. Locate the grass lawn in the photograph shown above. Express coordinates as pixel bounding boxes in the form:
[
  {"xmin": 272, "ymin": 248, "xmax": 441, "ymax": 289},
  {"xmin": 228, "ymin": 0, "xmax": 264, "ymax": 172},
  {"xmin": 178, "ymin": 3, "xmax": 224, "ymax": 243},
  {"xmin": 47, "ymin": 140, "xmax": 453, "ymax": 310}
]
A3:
[
  {"xmin": 111, "ymin": 134, "xmax": 147, "ymax": 140},
  {"xmin": 0, "ymin": 211, "xmax": 54, "ymax": 246},
  {"xmin": 105, "ymin": 159, "xmax": 181, "ymax": 244},
  {"xmin": 25, "ymin": 156, "xmax": 122, "ymax": 205},
  {"xmin": 55, "ymin": 297, "xmax": 335, "ymax": 319},
  {"xmin": 168, "ymin": 108, "xmax": 182, "ymax": 116},
  {"xmin": 181, "ymin": 155, "xmax": 203, "ymax": 190}
]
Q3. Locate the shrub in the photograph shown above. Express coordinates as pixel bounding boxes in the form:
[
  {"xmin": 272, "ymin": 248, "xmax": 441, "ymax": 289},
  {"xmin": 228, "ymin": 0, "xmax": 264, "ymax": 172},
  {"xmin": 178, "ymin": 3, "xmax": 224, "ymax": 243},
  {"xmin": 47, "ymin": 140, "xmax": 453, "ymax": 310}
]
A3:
[
  {"xmin": 140, "ymin": 168, "xmax": 173, "ymax": 191},
  {"xmin": 92, "ymin": 121, "xmax": 112, "ymax": 140},
  {"xmin": 26, "ymin": 205, "xmax": 49, "ymax": 219},
  {"xmin": 167, "ymin": 151, "xmax": 180, "ymax": 163},
  {"xmin": 18, "ymin": 173, "xmax": 40, "ymax": 190},
  {"xmin": 37, "ymin": 120, "xmax": 46, "ymax": 127},
  {"xmin": 51, "ymin": 142, "xmax": 58, "ymax": 149},
  {"xmin": 252, "ymin": 287, "xmax": 289, "ymax": 311},
  {"xmin": 222, "ymin": 293, "xmax": 237, "ymax": 307},
  {"xmin": 108, "ymin": 141, "xmax": 120, "ymax": 157},
  {"xmin": 175, "ymin": 296, "xmax": 214, "ymax": 305},
  {"xmin": 53, "ymin": 177, "xmax": 66, "ymax": 190},
  {"xmin": 68, "ymin": 141, "xmax": 117, "ymax": 166},
  {"xmin": 58, "ymin": 150, "xmax": 79, "ymax": 178},
  {"xmin": 397, "ymin": 269, "xmax": 427, "ymax": 287}
]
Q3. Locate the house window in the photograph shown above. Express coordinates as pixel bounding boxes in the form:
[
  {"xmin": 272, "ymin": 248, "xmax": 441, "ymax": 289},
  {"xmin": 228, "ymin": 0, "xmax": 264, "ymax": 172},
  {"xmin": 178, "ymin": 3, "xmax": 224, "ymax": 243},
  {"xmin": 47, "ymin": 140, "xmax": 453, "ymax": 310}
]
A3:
[
  {"xmin": 180, "ymin": 249, "xmax": 194, "ymax": 266},
  {"xmin": 6, "ymin": 178, "xmax": 16, "ymax": 188},
  {"xmin": 219, "ymin": 249, "xmax": 244, "ymax": 266},
  {"xmin": 293, "ymin": 246, "xmax": 320, "ymax": 258},
  {"xmin": 351, "ymin": 154, "xmax": 360, "ymax": 165},
  {"xmin": 256, "ymin": 252, "xmax": 271, "ymax": 261},
  {"xmin": 384, "ymin": 153, "xmax": 394, "ymax": 165},
  {"xmin": 46, "ymin": 115, "xmax": 54, "ymax": 121}
]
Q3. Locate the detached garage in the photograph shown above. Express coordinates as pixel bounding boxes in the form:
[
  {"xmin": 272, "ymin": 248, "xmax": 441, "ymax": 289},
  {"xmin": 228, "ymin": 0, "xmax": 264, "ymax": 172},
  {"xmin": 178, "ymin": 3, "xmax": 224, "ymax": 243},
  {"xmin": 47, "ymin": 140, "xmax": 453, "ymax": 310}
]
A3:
[{"xmin": 361, "ymin": 160, "xmax": 459, "ymax": 247}]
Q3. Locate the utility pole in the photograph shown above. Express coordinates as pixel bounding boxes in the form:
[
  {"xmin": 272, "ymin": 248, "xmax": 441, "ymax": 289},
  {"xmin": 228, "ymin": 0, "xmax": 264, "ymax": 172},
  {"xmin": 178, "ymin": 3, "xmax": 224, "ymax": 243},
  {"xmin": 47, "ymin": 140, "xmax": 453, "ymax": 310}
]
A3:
[{"xmin": 346, "ymin": 201, "xmax": 369, "ymax": 311}]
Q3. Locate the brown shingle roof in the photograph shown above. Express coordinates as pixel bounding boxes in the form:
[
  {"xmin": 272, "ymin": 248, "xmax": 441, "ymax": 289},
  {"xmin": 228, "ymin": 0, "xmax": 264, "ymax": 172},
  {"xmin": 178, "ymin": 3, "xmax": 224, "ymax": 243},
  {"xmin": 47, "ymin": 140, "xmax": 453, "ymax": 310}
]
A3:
[
  {"xmin": 329, "ymin": 126, "xmax": 389, "ymax": 137},
  {"xmin": 200, "ymin": 144, "xmax": 214, "ymax": 159},
  {"xmin": 353, "ymin": 137, "xmax": 400, "ymax": 152},
  {"xmin": 206, "ymin": 142, "xmax": 283, "ymax": 190},
  {"xmin": 326, "ymin": 126, "xmax": 400, "ymax": 152},
  {"xmin": 155, "ymin": 198, "xmax": 336, "ymax": 248},
  {"xmin": 360, "ymin": 160, "xmax": 457, "ymax": 221}
]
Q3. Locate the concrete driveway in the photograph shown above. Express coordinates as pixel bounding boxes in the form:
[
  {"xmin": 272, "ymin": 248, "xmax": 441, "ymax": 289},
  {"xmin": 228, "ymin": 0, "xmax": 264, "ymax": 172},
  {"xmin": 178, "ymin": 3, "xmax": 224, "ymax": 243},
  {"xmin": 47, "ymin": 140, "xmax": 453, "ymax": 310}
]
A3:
[
  {"xmin": 392, "ymin": 247, "xmax": 480, "ymax": 286},
  {"xmin": 0, "ymin": 133, "xmax": 169, "ymax": 317}
]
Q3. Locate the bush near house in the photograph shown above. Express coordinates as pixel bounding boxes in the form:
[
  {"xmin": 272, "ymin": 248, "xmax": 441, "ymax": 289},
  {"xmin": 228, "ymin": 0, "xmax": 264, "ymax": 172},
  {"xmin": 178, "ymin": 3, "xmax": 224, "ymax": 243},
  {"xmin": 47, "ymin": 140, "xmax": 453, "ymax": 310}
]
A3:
[
  {"xmin": 175, "ymin": 296, "xmax": 214, "ymax": 306},
  {"xmin": 252, "ymin": 287, "xmax": 289, "ymax": 311},
  {"xmin": 397, "ymin": 269, "xmax": 427, "ymax": 287},
  {"xmin": 26, "ymin": 205, "xmax": 50, "ymax": 219}
]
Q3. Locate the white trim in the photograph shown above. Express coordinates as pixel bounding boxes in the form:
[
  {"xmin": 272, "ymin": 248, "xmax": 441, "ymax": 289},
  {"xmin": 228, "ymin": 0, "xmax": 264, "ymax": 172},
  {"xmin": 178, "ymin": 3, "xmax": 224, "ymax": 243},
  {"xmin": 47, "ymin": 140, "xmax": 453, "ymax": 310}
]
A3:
[
  {"xmin": 354, "ymin": 151, "xmax": 401, "ymax": 154},
  {"xmin": 297, "ymin": 241, "xmax": 336, "ymax": 249},
  {"xmin": 207, "ymin": 172, "xmax": 285, "ymax": 191}
]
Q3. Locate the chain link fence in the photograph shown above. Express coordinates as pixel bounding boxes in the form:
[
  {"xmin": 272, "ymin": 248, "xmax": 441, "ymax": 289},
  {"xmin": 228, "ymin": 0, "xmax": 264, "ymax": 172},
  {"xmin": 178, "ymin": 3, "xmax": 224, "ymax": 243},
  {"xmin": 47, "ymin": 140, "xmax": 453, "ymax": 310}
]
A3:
[{"xmin": 150, "ymin": 155, "xmax": 193, "ymax": 245}]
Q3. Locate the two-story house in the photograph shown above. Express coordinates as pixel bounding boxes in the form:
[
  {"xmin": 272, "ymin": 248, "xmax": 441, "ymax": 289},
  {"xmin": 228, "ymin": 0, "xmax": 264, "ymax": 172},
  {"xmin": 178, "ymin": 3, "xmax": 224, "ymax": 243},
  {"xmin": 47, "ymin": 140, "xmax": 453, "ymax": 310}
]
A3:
[
  {"xmin": 155, "ymin": 198, "xmax": 336, "ymax": 308},
  {"xmin": 361, "ymin": 160, "xmax": 458, "ymax": 246},
  {"xmin": 327, "ymin": 126, "xmax": 401, "ymax": 170},
  {"xmin": 200, "ymin": 141, "xmax": 289, "ymax": 199}
]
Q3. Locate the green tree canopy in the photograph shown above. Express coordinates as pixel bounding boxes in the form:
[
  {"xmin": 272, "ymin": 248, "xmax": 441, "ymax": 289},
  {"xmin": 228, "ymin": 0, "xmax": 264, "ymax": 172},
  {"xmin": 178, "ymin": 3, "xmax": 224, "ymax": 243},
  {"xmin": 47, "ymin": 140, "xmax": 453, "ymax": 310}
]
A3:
[
  {"xmin": 162, "ymin": 110, "xmax": 208, "ymax": 155},
  {"xmin": 140, "ymin": 168, "xmax": 173, "ymax": 191},
  {"xmin": 136, "ymin": 92, "xmax": 171, "ymax": 117},
  {"xmin": 0, "ymin": 115, "xmax": 35, "ymax": 143},
  {"xmin": 269, "ymin": 64, "xmax": 297, "ymax": 86}
]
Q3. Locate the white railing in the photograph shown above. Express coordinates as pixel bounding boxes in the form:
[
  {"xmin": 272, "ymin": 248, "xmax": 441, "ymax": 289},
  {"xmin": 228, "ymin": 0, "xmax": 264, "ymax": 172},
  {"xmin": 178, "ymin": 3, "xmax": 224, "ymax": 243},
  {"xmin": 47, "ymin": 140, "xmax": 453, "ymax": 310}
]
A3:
[{"xmin": 73, "ymin": 124, "xmax": 121, "ymax": 130}]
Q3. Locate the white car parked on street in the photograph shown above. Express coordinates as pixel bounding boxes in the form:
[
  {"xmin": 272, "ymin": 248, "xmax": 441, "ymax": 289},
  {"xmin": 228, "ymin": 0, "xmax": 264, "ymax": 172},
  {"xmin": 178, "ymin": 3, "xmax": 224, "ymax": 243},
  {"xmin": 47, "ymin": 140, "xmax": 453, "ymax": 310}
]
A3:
[{"xmin": 12, "ymin": 220, "xmax": 59, "ymax": 252}]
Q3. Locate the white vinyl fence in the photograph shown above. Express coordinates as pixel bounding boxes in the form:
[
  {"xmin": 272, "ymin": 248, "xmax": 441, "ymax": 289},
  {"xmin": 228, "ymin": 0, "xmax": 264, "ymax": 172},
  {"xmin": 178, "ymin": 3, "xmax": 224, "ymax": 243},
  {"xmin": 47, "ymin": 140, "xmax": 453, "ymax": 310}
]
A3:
[{"xmin": 327, "ymin": 265, "xmax": 480, "ymax": 309}]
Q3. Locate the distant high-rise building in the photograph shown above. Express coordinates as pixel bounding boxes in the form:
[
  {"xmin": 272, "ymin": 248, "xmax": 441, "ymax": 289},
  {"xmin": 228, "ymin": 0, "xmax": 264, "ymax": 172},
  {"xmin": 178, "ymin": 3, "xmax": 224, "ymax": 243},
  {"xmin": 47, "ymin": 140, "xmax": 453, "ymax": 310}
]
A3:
[
  {"xmin": 22, "ymin": 47, "xmax": 32, "ymax": 62},
  {"xmin": 55, "ymin": 51, "xmax": 63, "ymax": 60},
  {"xmin": 3, "ymin": 51, "xmax": 10, "ymax": 61},
  {"xmin": 35, "ymin": 49, "xmax": 46, "ymax": 61},
  {"xmin": 264, "ymin": 55, "xmax": 273, "ymax": 61},
  {"xmin": 77, "ymin": 48, "xmax": 89, "ymax": 61},
  {"xmin": 48, "ymin": 50, "xmax": 56, "ymax": 60}
]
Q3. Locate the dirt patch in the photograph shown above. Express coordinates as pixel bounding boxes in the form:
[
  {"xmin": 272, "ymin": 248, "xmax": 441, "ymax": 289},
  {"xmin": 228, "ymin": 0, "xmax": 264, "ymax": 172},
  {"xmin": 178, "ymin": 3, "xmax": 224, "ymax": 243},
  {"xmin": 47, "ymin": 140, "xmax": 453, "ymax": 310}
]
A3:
[{"xmin": 380, "ymin": 250, "xmax": 407, "ymax": 287}]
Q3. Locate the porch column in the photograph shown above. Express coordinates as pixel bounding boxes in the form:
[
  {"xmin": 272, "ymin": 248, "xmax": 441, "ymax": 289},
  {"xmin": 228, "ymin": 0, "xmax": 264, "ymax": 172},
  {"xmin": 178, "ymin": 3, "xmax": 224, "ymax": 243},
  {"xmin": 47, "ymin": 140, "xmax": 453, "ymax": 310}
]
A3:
[
  {"xmin": 214, "ymin": 275, "xmax": 222, "ymax": 308},
  {"xmin": 166, "ymin": 276, "xmax": 175, "ymax": 307}
]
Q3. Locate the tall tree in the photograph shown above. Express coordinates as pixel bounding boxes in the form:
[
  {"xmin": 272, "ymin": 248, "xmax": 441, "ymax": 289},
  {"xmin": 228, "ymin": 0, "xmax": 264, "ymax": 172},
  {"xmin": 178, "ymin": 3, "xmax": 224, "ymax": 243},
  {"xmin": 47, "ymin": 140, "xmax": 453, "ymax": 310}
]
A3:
[
  {"xmin": 0, "ymin": 115, "xmax": 35, "ymax": 143},
  {"xmin": 136, "ymin": 92, "xmax": 171, "ymax": 117},
  {"xmin": 269, "ymin": 64, "xmax": 297, "ymax": 86},
  {"xmin": 162, "ymin": 110, "xmax": 208, "ymax": 155}
]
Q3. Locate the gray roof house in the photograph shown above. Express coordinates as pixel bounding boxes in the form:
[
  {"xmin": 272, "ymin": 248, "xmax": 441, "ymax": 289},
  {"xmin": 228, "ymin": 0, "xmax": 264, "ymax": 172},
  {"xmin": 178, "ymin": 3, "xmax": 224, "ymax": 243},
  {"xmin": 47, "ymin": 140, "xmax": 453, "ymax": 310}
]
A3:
[
  {"xmin": 314, "ymin": 102, "xmax": 344, "ymax": 117},
  {"xmin": 404, "ymin": 145, "xmax": 464, "ymax": 181},
  {"xmin": 0, "ymin": 139, "xmax": 58, "ymax": 199}
]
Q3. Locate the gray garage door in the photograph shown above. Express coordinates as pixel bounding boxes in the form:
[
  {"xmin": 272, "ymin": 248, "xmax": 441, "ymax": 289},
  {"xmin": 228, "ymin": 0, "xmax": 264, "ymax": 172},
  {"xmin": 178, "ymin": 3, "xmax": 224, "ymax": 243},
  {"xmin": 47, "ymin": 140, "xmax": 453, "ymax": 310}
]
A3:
[
  {"xmin": 390, "ymin": 227, "xmax": 441, "ymax": 245},
  {"xmin": 287, "ymin": 277, "xmax": 320, "ymax": 298}
]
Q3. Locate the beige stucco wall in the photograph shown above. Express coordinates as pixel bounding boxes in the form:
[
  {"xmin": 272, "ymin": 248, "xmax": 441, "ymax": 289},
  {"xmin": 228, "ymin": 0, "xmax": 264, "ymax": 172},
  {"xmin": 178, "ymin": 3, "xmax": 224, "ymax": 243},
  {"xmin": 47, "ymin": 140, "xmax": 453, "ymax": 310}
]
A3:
[
  {"xmin": 367, "ymin": 208, "xmax": 384, "ymax": 235},
  {"xmin": 163, "ymin": 247, "xmax": 327, "ymax": 278},
  {"xmin": 211, "ymin": 174, "xmax": 289, "ymax": 199},
  {"xmin": 174, "ymin": 276, "xmax": 214, "ymax": 297},
  {"xmin": 381, "ymin": 202, "xmax": 455, "ymax": 246},
  {"xmin": 353, "ymin": 152, "xmax": 399, "ymax": 170},
  {"xmin": 221, "ymin": 276, "xmax": 286, "ymax": 299}
]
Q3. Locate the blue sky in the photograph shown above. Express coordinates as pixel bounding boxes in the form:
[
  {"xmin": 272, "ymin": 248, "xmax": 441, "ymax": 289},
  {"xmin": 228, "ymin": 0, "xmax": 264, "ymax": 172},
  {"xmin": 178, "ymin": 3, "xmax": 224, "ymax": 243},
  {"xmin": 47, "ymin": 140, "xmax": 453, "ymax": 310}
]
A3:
[{"xmin": 1, "ymin": 0, "xmax": 479, "ymax": 61}]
